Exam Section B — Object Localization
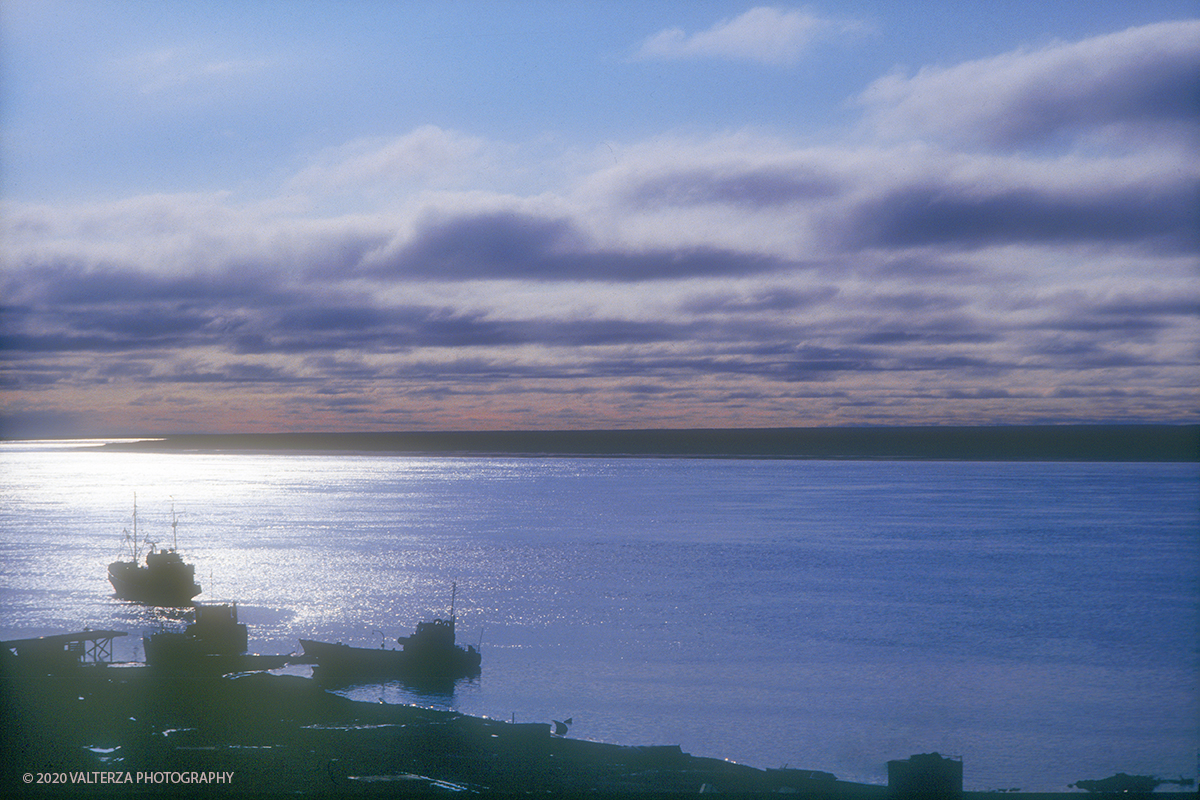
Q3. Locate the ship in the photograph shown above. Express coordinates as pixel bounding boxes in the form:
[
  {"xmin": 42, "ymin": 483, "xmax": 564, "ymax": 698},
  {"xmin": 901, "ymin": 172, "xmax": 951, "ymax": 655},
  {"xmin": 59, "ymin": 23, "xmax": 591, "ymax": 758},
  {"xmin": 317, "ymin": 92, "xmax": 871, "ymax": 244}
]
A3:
[
  {"xmin": 107, "ymin": 495, "xmax": 201, "ymax": 606},
  {"xmin": 143, "ymin": 602, "xmax": 247, "ymax": 664},
  {"xmin": 143, "ymin": 602, "xmax": 290, "ymax": 673},
  {"xmin": 301, "ymin": 584, "xmax": 481, "ymax": 681}
]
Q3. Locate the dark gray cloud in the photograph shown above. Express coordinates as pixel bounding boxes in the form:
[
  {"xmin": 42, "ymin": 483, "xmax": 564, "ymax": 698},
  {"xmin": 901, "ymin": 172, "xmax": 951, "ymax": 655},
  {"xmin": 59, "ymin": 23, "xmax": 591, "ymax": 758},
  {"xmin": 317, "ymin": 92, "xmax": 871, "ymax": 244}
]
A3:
[
  {"xmin": 182, "ymin": 362, "xmax": 299, "ymax": 384},
  {"xmin": 4, "ymin": 281, "xmax": 240, "ymax": 358},
  {"xmin": 366, "ymin": 211, "xmax": 791, "ymax": 281},
  {"xmin": 1015, "ymin": 291, "xmax": 1200, "ymax": 348},
  {"xmin": 1039, "ymin": 315, "xmax": 1169, "ymax": 336},
  {"xmin": 844, "ymin": 181, "xmax": 1198, "ymax": 251},
  {"xmin": 860, "ymin": 20, "xmax": 1200, "ymax": 148},
  {"xmin": 854, "ymin": 326, "xmax": 997, "ymax": 346},
  {"xmin": 1090, "ymin": 295, "xmax": 1200, "ymax": 318},
  {"xmin": 65, "ymin": 307, "xmax": 217, "ymax": 340},
  {"xmin": 976, "ymin": 38, "xmax": 1200, "ymax": 147},
  {"xmin": 248, "ymin": 305, "xmax": 702, "ymax": 354},
  {"xmin": 6, "ymin": 262, "xmax": 297, "ymax": 306},
  {"xmin": 3, "ymin": 250, "xmax": 1188, "ymax": 396},
  {"xmin": 1028, "ymin": 336, "xmax": 1163, "ymax": 369},
  {"xmin": 2, "ymin": 269, "xmax": 708, "ymax": 361},
  {"xmin": 0, "ymin": 329, "xmax": 166, "ymax": 354},
  {"xmin": 263, "ymin": 305, "xmax": 515, "ymax": 352}
]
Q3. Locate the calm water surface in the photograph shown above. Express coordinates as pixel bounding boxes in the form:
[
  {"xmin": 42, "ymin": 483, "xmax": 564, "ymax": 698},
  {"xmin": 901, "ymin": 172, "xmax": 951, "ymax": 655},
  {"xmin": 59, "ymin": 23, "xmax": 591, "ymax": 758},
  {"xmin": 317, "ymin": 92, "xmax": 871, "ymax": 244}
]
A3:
[{"xmin": 1, "ymin": 440, "xmax": 1196, "ymax": 791}]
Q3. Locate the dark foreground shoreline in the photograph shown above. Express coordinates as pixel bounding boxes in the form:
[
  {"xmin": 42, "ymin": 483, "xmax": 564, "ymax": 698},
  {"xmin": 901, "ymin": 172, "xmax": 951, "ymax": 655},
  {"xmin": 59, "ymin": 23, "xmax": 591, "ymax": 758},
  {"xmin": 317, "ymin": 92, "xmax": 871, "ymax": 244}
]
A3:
[
  {"xmin": 91, "ymin": 425, "xmax": 1198, "ymax": 461},
  {"xmin": 0, "ymin": 668, "xmax": 1179, "ymax": 797},
  {"xmin": 1, "ymin": 667, "xmax": 871, "ymax": 797}
]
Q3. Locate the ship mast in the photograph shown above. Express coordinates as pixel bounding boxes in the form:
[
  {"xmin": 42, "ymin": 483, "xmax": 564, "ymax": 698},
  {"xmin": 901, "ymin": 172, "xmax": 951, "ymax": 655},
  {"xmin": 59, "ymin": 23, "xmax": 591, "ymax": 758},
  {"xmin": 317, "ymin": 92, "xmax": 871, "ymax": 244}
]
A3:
[{"xmin": 170, "ymin": 497, "xmax": 178, "ymax": 551}]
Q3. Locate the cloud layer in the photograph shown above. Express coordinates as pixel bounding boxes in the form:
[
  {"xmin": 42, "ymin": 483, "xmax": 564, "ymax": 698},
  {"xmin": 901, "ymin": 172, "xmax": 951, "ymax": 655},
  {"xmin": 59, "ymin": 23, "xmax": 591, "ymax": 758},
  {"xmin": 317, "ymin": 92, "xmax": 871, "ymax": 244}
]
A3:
[
  {"xmin": 2, "ymin": 18, "xmax": 1197, "ymax": 435},
  {"xmin": 859, "ymin": 19, "xmax": 1200, "ymax": 148}
]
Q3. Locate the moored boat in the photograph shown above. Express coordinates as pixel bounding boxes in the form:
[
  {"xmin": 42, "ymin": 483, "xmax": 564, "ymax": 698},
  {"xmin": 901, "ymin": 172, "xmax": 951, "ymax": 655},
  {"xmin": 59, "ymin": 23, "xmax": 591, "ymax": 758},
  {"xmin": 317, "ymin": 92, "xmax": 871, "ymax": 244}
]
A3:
[
  {"xmin": 144, "ymin": 602, "xmax": 289, "ymax": 673},
  {"xmin": 143, "ymin": 602, "xmax": 248, "ymax": 664},
  {"xmin": 107, "ymin": 496, "xmax": 201, "ymax": 606},
  {"xmin": 301, "ymin": 584, "xmax": 481, "ymax": 680}
]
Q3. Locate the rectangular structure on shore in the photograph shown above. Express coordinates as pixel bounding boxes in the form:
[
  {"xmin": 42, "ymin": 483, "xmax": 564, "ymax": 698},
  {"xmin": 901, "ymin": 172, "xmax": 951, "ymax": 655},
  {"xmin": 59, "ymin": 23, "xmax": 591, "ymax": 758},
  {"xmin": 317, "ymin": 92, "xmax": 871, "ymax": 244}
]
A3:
[{"xmin": 888, "ymin": 752, "xmax": 963, "ymax": 800}]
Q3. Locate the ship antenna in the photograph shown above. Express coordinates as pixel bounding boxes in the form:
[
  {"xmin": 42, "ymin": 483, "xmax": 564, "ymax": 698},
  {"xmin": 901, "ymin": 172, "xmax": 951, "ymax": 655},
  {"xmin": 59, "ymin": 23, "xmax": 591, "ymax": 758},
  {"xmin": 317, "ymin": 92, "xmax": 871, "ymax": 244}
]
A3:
[
  {"xmin": 132, "ymin": 492, "xmax": 139, "ymax": 563},
  {"xmin": 450, "ymin": 582, "xmax": 457, "ymax": 620}
]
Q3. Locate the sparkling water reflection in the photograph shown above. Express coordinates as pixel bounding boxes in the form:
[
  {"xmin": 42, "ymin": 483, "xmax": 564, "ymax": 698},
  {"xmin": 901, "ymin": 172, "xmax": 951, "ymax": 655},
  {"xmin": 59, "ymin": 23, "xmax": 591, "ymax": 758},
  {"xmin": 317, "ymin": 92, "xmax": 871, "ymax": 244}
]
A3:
[{"xmin": 1, "ymin": 440, "xmax": 1196, "ymax": 791}]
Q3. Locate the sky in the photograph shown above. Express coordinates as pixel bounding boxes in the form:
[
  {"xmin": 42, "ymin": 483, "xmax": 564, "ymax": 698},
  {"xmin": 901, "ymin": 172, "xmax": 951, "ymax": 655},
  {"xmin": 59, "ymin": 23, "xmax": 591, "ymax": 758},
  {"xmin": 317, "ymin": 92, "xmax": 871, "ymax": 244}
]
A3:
[{"xmin": 1, "ymin": 1, "xmax": 1197, "ymax": 436}]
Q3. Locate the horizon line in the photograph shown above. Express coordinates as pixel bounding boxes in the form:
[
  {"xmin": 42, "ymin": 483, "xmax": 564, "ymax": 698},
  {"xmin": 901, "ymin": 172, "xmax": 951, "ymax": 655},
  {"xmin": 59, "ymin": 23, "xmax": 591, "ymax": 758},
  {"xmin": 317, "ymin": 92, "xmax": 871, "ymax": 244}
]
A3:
[{"xmin": 27, "ymin": 424, "xmax": 1195, "ymax": 462}]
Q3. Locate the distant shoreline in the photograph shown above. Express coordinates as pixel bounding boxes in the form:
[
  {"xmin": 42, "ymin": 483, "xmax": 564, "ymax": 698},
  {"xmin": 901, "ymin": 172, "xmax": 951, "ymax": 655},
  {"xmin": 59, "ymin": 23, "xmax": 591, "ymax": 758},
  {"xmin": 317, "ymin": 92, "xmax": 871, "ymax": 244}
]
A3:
[{"xmin": 81, "ymin": 425, "xmax": 1200, "ymax": 461}]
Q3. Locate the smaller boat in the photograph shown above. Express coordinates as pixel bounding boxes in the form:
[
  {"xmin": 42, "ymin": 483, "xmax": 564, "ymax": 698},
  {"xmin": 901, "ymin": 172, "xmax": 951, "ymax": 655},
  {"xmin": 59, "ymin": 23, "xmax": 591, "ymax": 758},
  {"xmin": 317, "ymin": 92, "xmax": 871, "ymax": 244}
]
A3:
[
  {"xmin": 301, "ymin": 584, "xmax": 481, "ymax": 681},
  {"xmin": 143, "ymin": 602, "xmax": 289, "ymax": 673},
  {"xmin": 107, "ymin": 496, "xmax": 201, "ymax": 607},
  {"xmin": 143, "ymin": 602, "xmax": 247, "ymax": 663}
]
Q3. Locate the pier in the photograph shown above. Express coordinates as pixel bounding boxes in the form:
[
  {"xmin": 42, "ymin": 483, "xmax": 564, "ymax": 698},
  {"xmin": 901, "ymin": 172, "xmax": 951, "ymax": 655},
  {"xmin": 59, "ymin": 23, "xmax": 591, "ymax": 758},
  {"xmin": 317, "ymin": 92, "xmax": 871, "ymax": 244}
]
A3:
[{"xmin": 1, "ymin": 630, "xmax": 126, "ymax": 672}]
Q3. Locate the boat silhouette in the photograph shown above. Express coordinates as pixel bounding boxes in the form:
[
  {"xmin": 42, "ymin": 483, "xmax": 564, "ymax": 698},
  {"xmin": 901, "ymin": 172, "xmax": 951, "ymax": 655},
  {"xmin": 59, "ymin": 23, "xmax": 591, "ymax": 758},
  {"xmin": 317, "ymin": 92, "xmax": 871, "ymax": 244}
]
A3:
[
  {"xmin": 143, "ymin": 602, "xmax": 290, "ymax": 674},
  {"xmin": 107, "ymin": 496, "xmax": 201, "ymax": 606},
  {"xmin": 301, "ymin": 584, "xmax": 481, "ymax": 681}
]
